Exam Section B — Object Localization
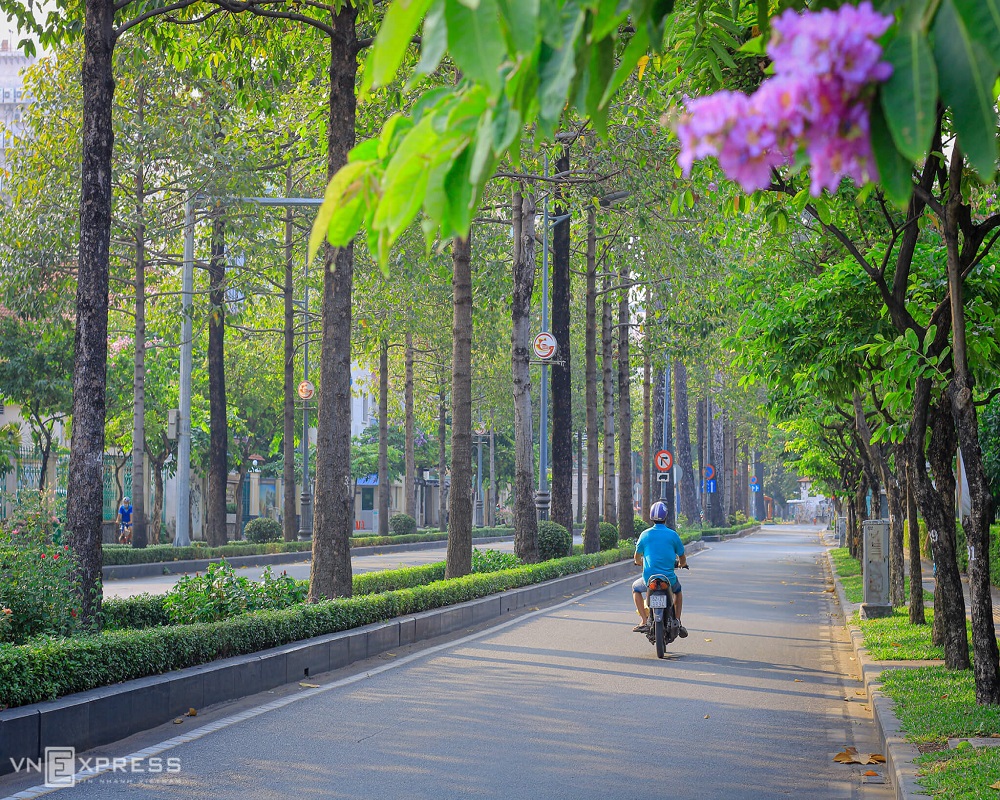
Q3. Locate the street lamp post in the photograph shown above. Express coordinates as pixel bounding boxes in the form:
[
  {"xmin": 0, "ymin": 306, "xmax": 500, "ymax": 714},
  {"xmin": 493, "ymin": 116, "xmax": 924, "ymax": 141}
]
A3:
[{"xmin": 175, "ymin": 195, "xmax": 194, "ymax": 547}]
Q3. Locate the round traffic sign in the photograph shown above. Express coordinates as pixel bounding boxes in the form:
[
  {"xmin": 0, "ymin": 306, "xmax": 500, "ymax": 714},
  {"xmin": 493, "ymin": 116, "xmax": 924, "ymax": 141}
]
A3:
[
  {"xmin": 532, "ymin": 331, "xmax": 557, "ymax": 360},
  {"xmin": 654, "ymin": 449, "xmax": 673, "ymax": 472},
  {"xmin": 703, "ymin": 463, "xmax": 716, "ymax": 481},
  {"xmin": 749, "ymin": 475, "xmax": 759, "ymax": 486},
  {"xmin": 297, "ymin": 380, "xmax": 315, "ymax": 400}
]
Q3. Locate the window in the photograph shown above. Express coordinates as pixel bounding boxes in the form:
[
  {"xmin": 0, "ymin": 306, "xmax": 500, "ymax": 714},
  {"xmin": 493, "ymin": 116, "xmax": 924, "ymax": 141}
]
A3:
[{"xmin": 361, "ymin": 487, "xmax": 374, "ymax": 511}]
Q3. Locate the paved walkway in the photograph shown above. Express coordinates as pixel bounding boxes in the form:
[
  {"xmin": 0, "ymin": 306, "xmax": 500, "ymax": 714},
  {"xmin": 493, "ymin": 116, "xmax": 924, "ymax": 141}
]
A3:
[{"xmin": 3, "ymin": 524, "xmax": 891, "ymax": 799}]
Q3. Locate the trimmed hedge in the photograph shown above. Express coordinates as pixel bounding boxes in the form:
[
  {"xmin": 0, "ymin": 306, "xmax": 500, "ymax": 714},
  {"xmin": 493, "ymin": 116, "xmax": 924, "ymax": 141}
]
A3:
[
  {"xmin": 389, "ymin": 514, "xmax": 417, "ymax": 536},
  {"xmin": 243, "ymin": 517, "xmax": 282, "ymax": 544},
  {"xmin": 537, "ymin": 521, "xmax": 572, "ymax": 560},
  {"xmin": 101, "ymin": 561, "xmax": 451, "ymax": 632},
  {"xmin": 0, "ymin": 545, "xmax": 632, "ymax": 708},
  {"xmin": 598, "ymin": 522, "xmax": 619, "ymax": 550}
]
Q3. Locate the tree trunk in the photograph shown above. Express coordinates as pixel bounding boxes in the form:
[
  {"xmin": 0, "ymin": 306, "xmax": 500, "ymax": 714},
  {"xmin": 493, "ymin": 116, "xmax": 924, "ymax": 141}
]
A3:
[
  {"xmin": 943, "ymin": 150, "xmax": 1000, "ymax": 702},
  {"xmin": 601, "ymin": 280, "xmax": 616, "ymax": 524},
  {"xmin": 446, "ymin": 235, "xmax": 473, "ymax": 578},
  {"xmin": 150, "ymin": 454, "xmax": 165, "ymax": 545},
  {"xmin": 550, "ymin": 149, "xmax": 573, "ymax": 536},
  {"xmin": 904, "ymin": 450, "xmax": 925, "ymax": 626},
  {"xmin": 584, "ymin": 206, "xmax": 600, "ymax": 553},
  {"xmin": 511, "ymin": 191, "xmax": 539, "ymax": 563},
  {"xmin": 909, "ymin": 383, "xmax": 969, "ymax": 669},
  {"xmin": 708, "ymin": 397, "xmax": 726, "ymax": 527},
  {"xmin": 576, "ymin": 429, "xmax": 583, "ymax": 525},
  {"xmin": 309, "ymin": 10, "xmax": 358, "ymax": 601},
  {"xmin": 130, "ymin": 130, "xmax": 148, "ymax": 549},
  {"xmin": 490, "ymin": 428, "xmax": 496, "ymax": 528},
  {"xmin": 675, "ymin": 361, "xmax": 698, "ymax": 525},
  {"xmin": 404, "ymin": 330, "xmax": 416, "ymax": 519},
  {"xmin": 617, "ymin": 263, "xmax": 634, "ymax": 540},
  {"xmin": 642, "ymin": 348, "xmax": 651, "ymax": 523},
  {"xmin": 66, "ymin": 0, "xmax": 115, "ymax": 626},
  {"xmin": 696, "ymin": 397, "xmax": 705, "ymax": 523},
  {"xmin": 282, "ymin": 186, "xmax": 297, "ymax": 542},
  {"xmin": 438, "ymin": 385, "xmax": 447, "ymax": 531},
  {"xmin": 206, "ymin": 210, "xmax": 228, "ymax": 547},
  {"xmin": 378, "ymin": 338, "xmax": 390, "ymax": 536}
]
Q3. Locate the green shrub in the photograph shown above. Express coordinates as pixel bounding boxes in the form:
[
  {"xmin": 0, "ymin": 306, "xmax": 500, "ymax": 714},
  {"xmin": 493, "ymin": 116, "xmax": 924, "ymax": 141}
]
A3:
[
  {"xmin": 389, "ymin": 513, "xmax": 417, "ymax": 536},
  {"xmin": 634, "ymin": 516, "xmax": 648, "ymax": 536},
  {"xmin": 243, "ymin": 517, "xmax": 282, "ymax": 544},
  {"xmin": 471, "ymin": 548, "xmax": 522, "ymax": 572},
  {"xmin": 0, "ymin": 544, "xmax": 634, "ymax": 708},
  {"xmin": 537, "ymin": 520, "xmax": 571, "ymax": 561},
  {"xmin": 0, "ymin": 491, "xmax": 80, "ymax": 644},
  {"xmin": 598, "ymin": 522, "xmax": 619, "ymax": 550},
  {"xmin": 162, "ymin": 561, "xmax": 307, "ymax": 625},
  {"xmin": 102, "ymin": 594, "xmax": 171, "ymax": 630},
  {"xmin": 226, "ymin": 502, "xmax": 237, "ymax": 514}
]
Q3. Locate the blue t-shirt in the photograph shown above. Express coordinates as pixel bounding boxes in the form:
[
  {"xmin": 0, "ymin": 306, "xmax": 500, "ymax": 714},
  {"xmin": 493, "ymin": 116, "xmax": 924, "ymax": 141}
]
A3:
[
  {"xmin": 119, "ymin": 504, "xmax": 132, "ymax": 524},
  {"xmin": 635, "ymin": 524, "xmax": 685, "ymax": 586}
]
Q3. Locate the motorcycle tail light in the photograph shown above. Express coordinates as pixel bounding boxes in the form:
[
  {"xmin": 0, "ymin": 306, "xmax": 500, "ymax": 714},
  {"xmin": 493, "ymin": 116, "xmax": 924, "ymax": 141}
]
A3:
[{"xmin": 648, "ymin": 578, "xmax": 670, "ymax": 591}]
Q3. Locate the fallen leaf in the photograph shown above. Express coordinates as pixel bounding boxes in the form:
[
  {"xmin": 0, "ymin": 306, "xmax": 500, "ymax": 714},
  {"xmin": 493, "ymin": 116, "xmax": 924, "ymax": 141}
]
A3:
[
  {"xmin": 299, "ymin": 682, "xmax": 320, "ymax": 688},
  {"xmin": 863, "ymin": 771, "xmax": 879, "ymax": 777},
  {"xmin": 704, "ymin": 714, "xmax": 710, "ymax": 719},
  {"xmin": 797, "ymin": 614, "xmax": 808, "ymax": 617},
  {"xmin": 990, "ymin": 780, "xmax": 1000, "ymax": 789},
  {"xmin": 941, "ymin": 694, "xmax": 949, "ymax": 699},
  {"xmin": 862, "ymin": 705, "xmax": 871, "ymax": 712},
  {"xmin": 704, "ymin": 638, "xmax": 712, "ymax": 642},
  {"xmin": 856, "ymin": 691, "xmax": 866, "ymax": 696},
  {"xmin": 186, "ymin": 708, "xmax": 197, "ymax": 717},
  {"xmin": 833, "ymin": 747, "xmax": 886, "ymax": 765},
  {"xmin": 173, "ymin": 719, "xmax": 183, "ymax": 724},
  {"xmin": 794, "ymin": 679, "xmax": 803, "ymax": 682}
]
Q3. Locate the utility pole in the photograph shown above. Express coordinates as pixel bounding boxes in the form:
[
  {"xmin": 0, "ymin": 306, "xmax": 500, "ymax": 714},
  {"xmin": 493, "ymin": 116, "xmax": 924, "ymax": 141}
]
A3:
[{"xmin": 662, "ymin": 366, "xmax": 676, "ymax": 529}]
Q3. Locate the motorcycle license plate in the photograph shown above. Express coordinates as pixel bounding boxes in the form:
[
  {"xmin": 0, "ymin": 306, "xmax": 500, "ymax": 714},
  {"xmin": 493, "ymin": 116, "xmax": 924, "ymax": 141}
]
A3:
[{"xmin": 648, "ymin": 594, "xmax": 668, "ymax": 608}]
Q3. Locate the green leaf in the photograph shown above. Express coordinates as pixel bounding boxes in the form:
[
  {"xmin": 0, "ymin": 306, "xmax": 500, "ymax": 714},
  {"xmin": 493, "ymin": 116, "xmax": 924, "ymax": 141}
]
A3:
[
  {"xmin": 538, "ymin": 2, "xmax": 587, "ymax": 134},
  {"xmin": 870, "ymin": 98, "xmax": 915, "ymax": 208},
  {"xmin": 496, "ymin": 0, "xmax": 540, "ymax": 52},
  {"xmin": 591, "ymin": 0, "xmax": 631, "ymax": 42},
  {"xmin": 445, "ymin": 0, "xmax": 506, "ymax": 94},
  {"xmin": 584, "ymin": 35, "xmax": 615, "ymax": 136},
  {"xmin": 880, "ymin": 31, "xmax": 938, "ymax": 161},
  {"xmin": 362, "ymin": 0, "xmax": 434, "ymax": 95},
  {"xmin": 416, "ymin": 0, "xmax": 448, "ymax": 75},
  {"xmin": 738, "ymin": 35, "xmax": 765, "ymax": 55},
  {"xmin": 933, "ymin": 0, "xmax": 999, "ymax": 178},
  {"xmin": 310, "ymin": 161, "xmax": 373, "ymax": 260},
  {"xmin": 600, "ymin": 26, "xmax": 649, "ymax": 108},
  {"xmin": 953, "ymin": 0, "xmax": 1000, "ymax": 64}
]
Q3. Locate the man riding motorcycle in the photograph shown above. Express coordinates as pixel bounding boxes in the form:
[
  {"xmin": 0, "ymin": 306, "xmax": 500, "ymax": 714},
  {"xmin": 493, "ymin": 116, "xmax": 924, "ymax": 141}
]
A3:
[{"xmin": 632, "ymin": 501, "xmax": 688, "ymax": 637}]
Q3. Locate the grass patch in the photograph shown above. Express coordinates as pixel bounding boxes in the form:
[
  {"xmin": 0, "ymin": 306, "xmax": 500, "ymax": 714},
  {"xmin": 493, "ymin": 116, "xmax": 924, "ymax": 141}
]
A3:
[
  {"xmin": 913, "ymin": 743, "xmax": 1000, "ymax": 799},
  {"xmin": 859, "ymin": 609, "xmax": 943, "ymax": 660},
  {"xmin": 830, "ymin": 547, "xmax": 863, "ymax": 603},
  {"xmin": 880, "ymin": 667, "xmax": 1000, "ymax": 745}
]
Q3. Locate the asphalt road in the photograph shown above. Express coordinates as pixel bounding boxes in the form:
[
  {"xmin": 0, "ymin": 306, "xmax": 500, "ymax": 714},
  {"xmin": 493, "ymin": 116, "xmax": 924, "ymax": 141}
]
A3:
[
  {"xmin": 4, "ymin": 525, "xmax": 892, "ymax": 799},
  {"xmin": 101, "ymin": 540, "xmax": 524, "ymax": 599}
]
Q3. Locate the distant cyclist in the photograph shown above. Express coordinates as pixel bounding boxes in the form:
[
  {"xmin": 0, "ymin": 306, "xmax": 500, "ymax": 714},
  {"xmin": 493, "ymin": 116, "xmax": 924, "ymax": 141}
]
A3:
[
  {"xmin": 632, "ymin": 500, "xmax": 688, "ymax": 637},
  {"xmin": 117, "ymin": 497, "xmax": 133, "ymax": 544}
]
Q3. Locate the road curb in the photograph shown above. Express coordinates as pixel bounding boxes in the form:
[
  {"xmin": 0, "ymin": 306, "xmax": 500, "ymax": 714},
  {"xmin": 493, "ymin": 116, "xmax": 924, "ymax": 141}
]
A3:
[
  {"xmin": 1, "ymin": 555, "xmax": 636, "ymax": 774},
  {"xmin": 824, "ymin": 546, "xmax": 926, "ymax": 800},
  {"xmin": 101, "ymin": 535, "xmax": 515, "ymax": 580}
]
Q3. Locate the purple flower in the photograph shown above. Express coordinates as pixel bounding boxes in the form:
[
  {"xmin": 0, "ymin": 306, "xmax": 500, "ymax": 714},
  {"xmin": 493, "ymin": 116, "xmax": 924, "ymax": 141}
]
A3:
[{"xmin": 675, "ymin": 1, "xmax": 893, "ymax": 196}]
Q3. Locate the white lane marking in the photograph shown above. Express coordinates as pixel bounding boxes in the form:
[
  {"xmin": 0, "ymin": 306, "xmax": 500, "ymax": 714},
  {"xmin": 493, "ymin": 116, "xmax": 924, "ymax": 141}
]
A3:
[{"xmin": 4, "ymin": 552, "xmax": 708, "ymax": 799}]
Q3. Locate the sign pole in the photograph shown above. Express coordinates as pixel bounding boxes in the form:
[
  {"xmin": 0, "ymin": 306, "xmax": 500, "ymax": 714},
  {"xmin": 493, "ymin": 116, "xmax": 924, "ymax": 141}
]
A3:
[
  {"xmin": 536, "ymin": 154, "xmax": 551, "ymax": 522},
  {"xmin": 298, "ymin": 258, "xmax": 313, "ymax": 540}
]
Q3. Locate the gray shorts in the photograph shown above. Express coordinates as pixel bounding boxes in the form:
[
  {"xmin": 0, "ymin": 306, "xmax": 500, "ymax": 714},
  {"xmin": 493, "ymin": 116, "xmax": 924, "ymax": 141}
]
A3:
[{"xmin": 633, "ymin": 577, "xmax": 681, "ymax": 594}]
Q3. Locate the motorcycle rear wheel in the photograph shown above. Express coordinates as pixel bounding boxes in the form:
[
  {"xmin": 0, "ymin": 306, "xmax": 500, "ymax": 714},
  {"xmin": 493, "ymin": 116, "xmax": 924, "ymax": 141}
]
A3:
[{"xmin": 654, "ymin": 618, "xmax": 666, "ymax": 658}]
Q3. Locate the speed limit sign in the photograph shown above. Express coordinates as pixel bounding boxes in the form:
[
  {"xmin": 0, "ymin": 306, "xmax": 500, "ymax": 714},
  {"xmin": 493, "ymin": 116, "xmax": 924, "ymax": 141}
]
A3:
[{"xmin": 654, "ymin": 450, "xmax": 673, "ymax": 472}]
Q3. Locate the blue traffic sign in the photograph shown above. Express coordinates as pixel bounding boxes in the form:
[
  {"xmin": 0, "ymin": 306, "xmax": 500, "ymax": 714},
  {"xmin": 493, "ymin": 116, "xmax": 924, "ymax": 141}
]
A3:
[
  {"xmin": 751, "ymin": 484, "xmax": 761, "ymax": 493},
  {"xmin": 705, "ymin": 479, "xmax": 717, "ymax": 494}
]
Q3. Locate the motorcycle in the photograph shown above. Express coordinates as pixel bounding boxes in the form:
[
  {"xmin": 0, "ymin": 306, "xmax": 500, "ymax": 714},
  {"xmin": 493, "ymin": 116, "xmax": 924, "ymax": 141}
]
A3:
[{"xmin": 645, "ymin": 563, "xmax": 689, "ymax": 659}]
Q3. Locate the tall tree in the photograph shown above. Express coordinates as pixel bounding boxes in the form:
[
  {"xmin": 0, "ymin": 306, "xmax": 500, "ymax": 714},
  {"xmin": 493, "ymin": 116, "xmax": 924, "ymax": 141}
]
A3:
[
  {"xmin": 617, "ymin": 261, "xmax": 634, "ymax": 539},
  {"xmin": 583, "ymin": 206, "xmax": 600, "ymax": 553},
  {"xmin": 512, "ymin": 190, "xmax": 539, "ymax": 562},
  {"xmin": 550, "ymin": 148, "xmax": 573, "ymax": 535},
  {"xmin": 445, "ymin": 234, "xmax": 473, "ymax": 578}
]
